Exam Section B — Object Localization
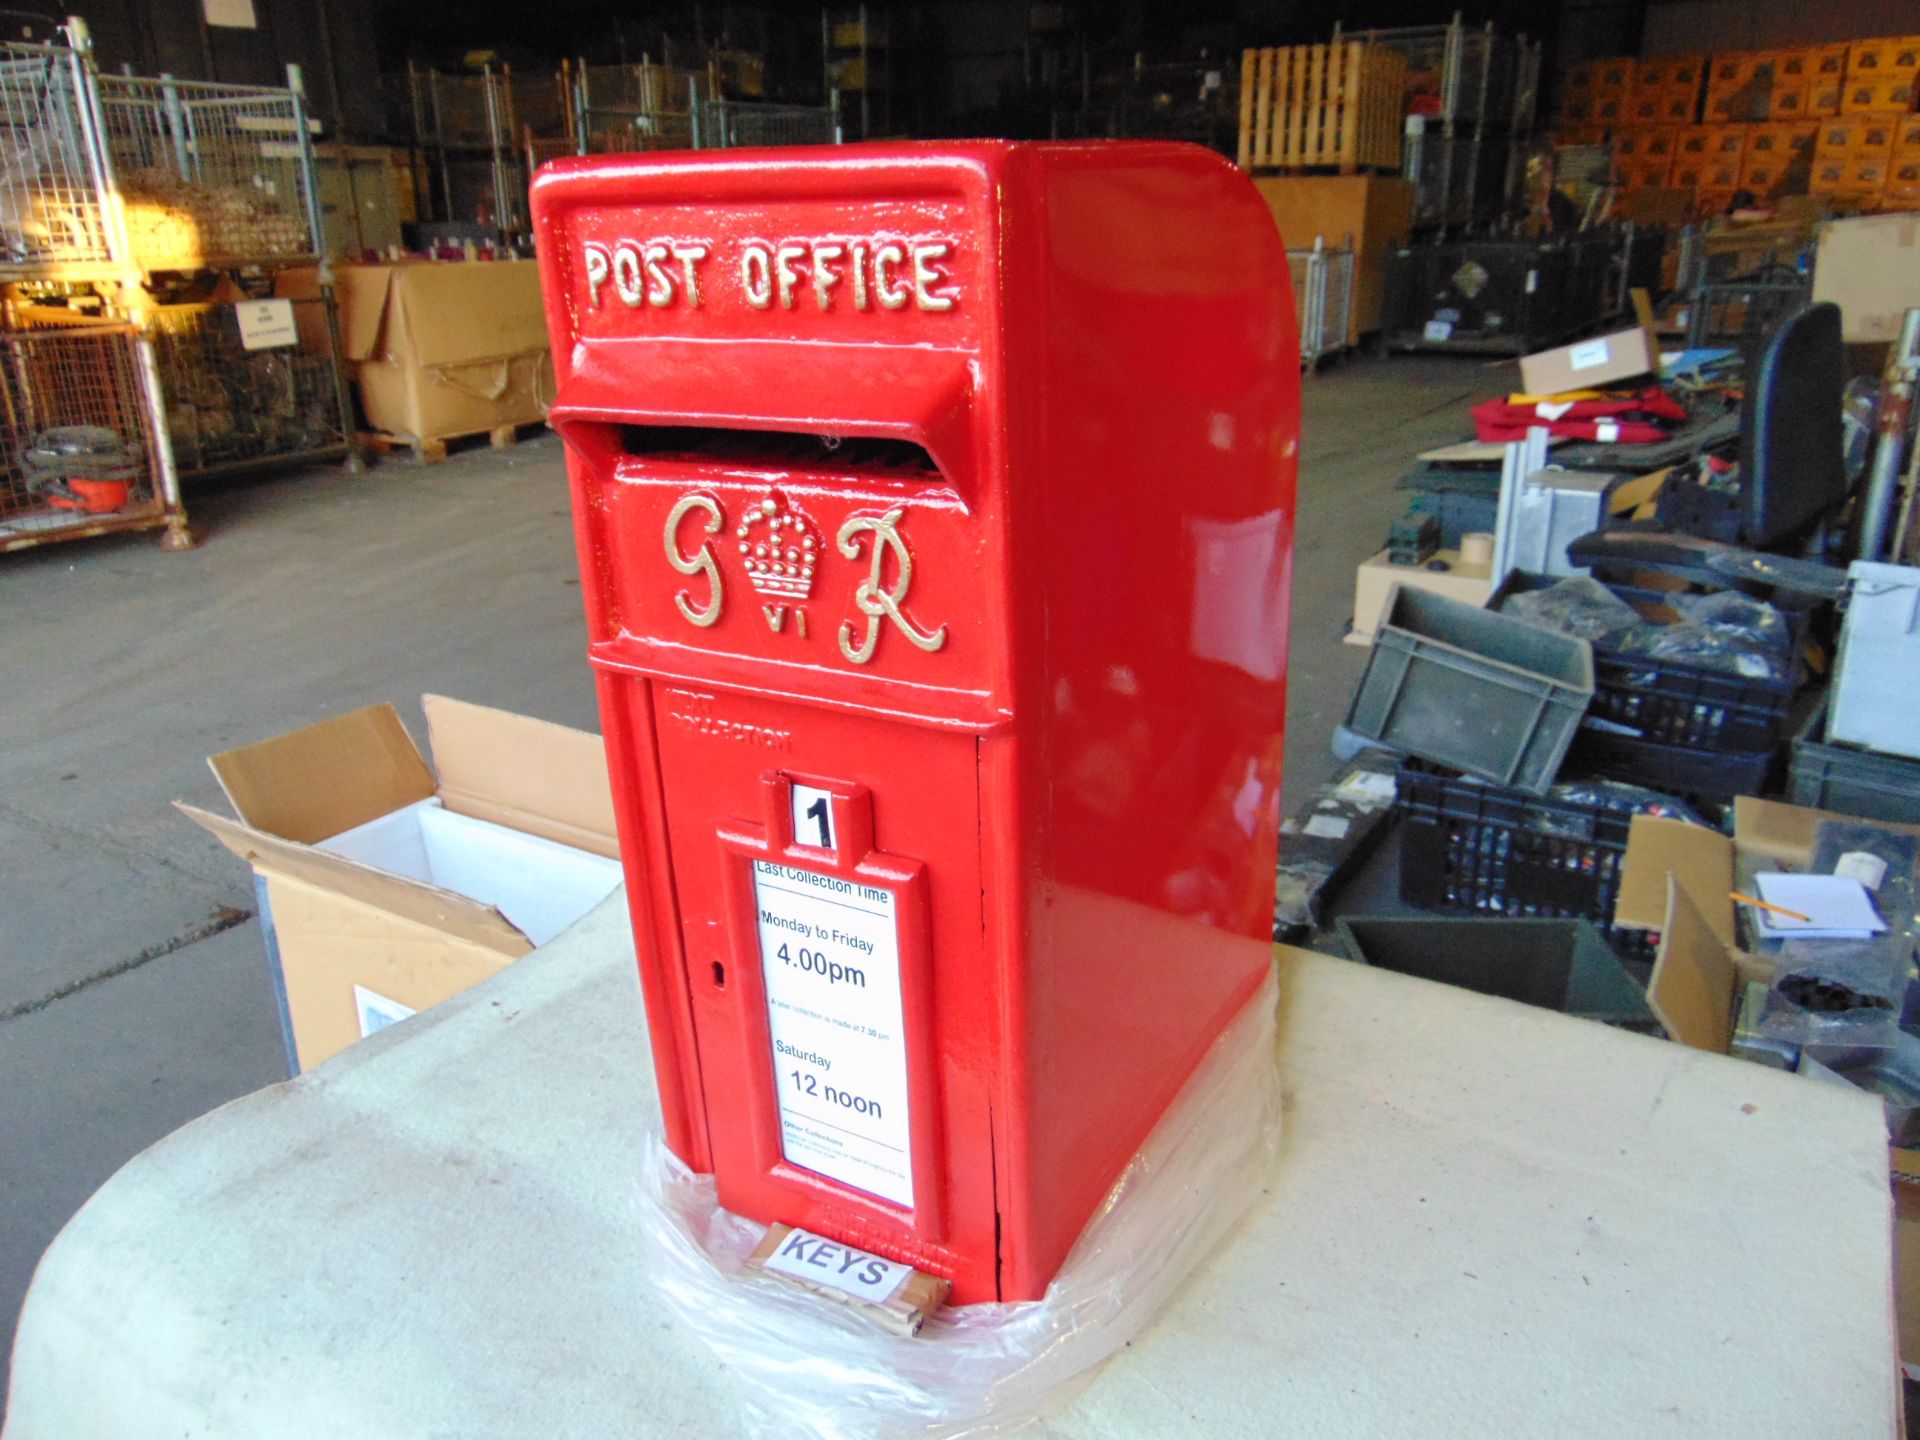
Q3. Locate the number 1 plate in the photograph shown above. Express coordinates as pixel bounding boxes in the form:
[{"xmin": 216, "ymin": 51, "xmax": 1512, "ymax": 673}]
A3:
[{"xmin": 752, "ymin": 860, "xmax": 914, "ymax": 1207}]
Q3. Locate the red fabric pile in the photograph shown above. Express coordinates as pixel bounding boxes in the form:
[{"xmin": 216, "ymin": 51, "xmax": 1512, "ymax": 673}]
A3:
[{"xmin": 1472, "ymin": 387, "xmax": 1688, "ymax": 444}]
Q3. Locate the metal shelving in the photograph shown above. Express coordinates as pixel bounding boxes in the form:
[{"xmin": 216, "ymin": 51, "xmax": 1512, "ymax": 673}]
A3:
[
  {"xmin": 0, "ymin": 19, "xmax": 356, "ymax": 556},
  {"xmin": 1290, "ymin": 239, "xmax": 1358, "ymax": 371},
  {"xmin": 0, "ymin": 318, "xmax": 173, "ymax": 551},
  {"xmin": 1362, "ymin": 13, "xmax": 1541, "ymax": 232},
  {"xmin": 0, "ymin": 22, "xmax": 186, "ymax": 553}
]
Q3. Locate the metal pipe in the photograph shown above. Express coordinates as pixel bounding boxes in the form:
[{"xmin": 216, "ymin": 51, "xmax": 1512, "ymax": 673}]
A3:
[
  {"xmin": 1860, "ymin": 309, "xmax": 1920, "ymax": 563},
  {"xmin": 287, "ymin": 65, "xmax": 360, "ymax": 472}
]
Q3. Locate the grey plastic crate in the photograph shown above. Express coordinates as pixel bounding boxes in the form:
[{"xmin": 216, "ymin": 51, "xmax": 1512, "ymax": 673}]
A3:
[
  {"xmin": 1789, "ymin": 697, "xmax": 1920, "ymax": 824},
  {"xmin": 1334, "ymin": 916, "xmax": 1657, "ymax": 1028},
  {"xmin": 1344, "ymin": 586, "xmax": 1595, "ymax": 794}
]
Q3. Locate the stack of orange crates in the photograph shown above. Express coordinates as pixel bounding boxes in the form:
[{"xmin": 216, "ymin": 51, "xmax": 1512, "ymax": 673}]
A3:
[
  {"xmin": 1890, "ymin": 113, "xmax": 1920, "ymax": 210},
  {"xmin": 1556, "ymin": 32, "xmax": 1920, "ymax": 216}
]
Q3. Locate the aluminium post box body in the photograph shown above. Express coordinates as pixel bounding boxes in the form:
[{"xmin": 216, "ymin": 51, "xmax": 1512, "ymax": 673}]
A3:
[{"xmin": 532, "ymin": 142, "xmax": 1299, "ymax": 1303}]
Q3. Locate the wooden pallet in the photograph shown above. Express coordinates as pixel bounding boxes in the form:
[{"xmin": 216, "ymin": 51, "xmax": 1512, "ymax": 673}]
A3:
[
  {"xmin": 1238, "ymin": 41, "xmax": 1407, "ymax": 175},
  {"xmin": 358, "ymin": 421, "xmax": 546, "ymax": 465}
]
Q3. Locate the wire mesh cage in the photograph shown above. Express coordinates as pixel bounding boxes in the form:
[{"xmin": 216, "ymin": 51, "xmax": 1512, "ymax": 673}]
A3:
[
  {"xmin": 94, "ymin": 74, "xmax": 317, "ymax": 268},
  {"xmin": 1076, "ymin": 60, "xmax": 1238, "ymax": 152},
  {"xmin": 580, "ymin": 103, "xmax": 695, "ymax": 154},
  {"xmin": 0, "ymin": 37, "xmax": 114, "ymax": 274},
  {"xmin": 696, "ymin": 99, "xmax": 838, "ymax": 148},
  {"xmin": 150, "ymin": 294, "xmax": 347, "ymax": 476},
  {"xmin": 411, "ymin": 68, "xmax": 502, "ymax": 149},
  {"xmin": 0, "ymin": 321, "xmax": 173, "ymax": 549},
  {"xmin": 1289, "ymin": 241, "xmax": 1357, "ymax": 370}
]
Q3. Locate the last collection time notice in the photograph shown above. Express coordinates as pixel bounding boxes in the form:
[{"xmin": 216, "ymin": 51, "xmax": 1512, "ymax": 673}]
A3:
[{"xmin": 752, "ymin": 860, "xmax": 914, "ymax": 1207}]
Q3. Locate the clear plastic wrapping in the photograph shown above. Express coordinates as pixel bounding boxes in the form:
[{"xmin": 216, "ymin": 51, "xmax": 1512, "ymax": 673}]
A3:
[
  {"xmin": 1503, "ymin": 577, "xmax": 1793, "ymax": 681},
  {"xmin": 633, "ymin": 964, "xmax": 1283, "ymax": 1440},
  {"xmin": 1615, "ymin": 590, "xmax": 1793, "ymax": 681},
  {"xmin": 1548, "ymin": 778, "xmax": 1706, "ymax": 827},
  {"xmin": 1502, "ymin": 576, "xmax": 1643, "ymax": 646}
]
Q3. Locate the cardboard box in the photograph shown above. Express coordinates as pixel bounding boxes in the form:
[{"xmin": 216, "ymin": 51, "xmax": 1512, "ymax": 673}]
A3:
[
  {"xmin": 1621, "ymin": 156, "xmax": 1675, "ymax": 190},
  {"xmin": 1769, "ymin": 81, "xmax": 1810, "ymax": 119},
  {"xmin": 1812, "ymin": 154, "xmax": 1854, "ymax": 190},
  {"xmin": 1620, "ymin": 799, "xmax": 1920, "ymax": 1053},
  {"xmin": 1775, "ymin": 48, "xmax": 1816, "ymax": 81},
  {"xmin": 1705, "ymin": 157, "xmax": 1744, "ymax": 190},
  {"xmin": 1750, "ymin": 122, "xmax": 1819, "ymax": 157},
  {"xmin": 1848, "ymin": 36, "xmax": 1920, "ymax": 77},
  {"xmin": 1707, "ymin": 55, "xmax": 1775, "ymax": 122},
  {"xmin": 1895, "ymin": 1169, "xmax": 1920, "ymax": 1369},
  {"xmin": 1852, "ymin": 157, "xmax": 1892, "ymax": 190},
  {"xmin": 1844, "ymin": 76, "xmax": 1918, "ymax": 114},
  {"xmin": 1811, "ymin": 42, "xmax": 1851, "ymax": 78},
  {"xmin": 1252, "ymin": 175, "xmax": 1413, "ymax": 342},
  {"xmin": 1518, "ymin": 325, "xmax": 1655, "ymax": 397},
  {"xmin": 1660, "ymin": 89, "xmax": 1698, "ymax": 123},
  {"xmin": 1693, "ymin": 188, "xmax": 1738, "ymax": 219},
  {"xmin": 1345, "ymin": 547, "xmax": 1493, "ymax": 647},
  {"xmin": 1596, "ymin": 57, "xmax": 1635, "ymax": 93},
  {"xmin": 1858, "ymin": 113, "xmax": 1905, "ymax": 156},
  {"xmin": 1738, "ymin": 155, "xmax": 1786, "ymax": 192},
  {"xmin": 178, "ymin": 697, "xmax": 622, "ymax": 1072},
  {"xmin": 1813, "ymin": 210, "xmax": 1920, "ymax": 339},
  {"xmin": 337, "ymin": 259, "xmax": 553, "ymax": 444}
]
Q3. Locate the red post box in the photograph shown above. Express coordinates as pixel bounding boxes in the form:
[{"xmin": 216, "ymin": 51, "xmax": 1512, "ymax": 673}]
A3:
[{"xmin": 532, "ymin": 142, "xmax": 1298, "ymax": 1304}]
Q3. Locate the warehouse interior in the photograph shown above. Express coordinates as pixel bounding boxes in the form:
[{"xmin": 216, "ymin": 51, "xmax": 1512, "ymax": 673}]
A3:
[{"xmin": 5, "ymin": 0, "xmax": 1920, "ymax": 1434}]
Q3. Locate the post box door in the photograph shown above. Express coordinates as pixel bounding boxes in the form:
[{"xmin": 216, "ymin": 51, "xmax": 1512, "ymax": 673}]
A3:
[{"xmin": 651, "ymin": 685, "xmax": 994, "ymax": 1286}]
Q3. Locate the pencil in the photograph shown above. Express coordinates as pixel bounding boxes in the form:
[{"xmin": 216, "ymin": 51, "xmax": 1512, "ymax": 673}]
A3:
[{"xmin": 1730, "ymin": 891, "xmax": 1812, "ymax": 924}]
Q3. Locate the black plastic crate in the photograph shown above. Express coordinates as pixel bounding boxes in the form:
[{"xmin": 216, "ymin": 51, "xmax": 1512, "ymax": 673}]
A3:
[
  {"xmin": 1394, "ymin": 761, "xmax": 1654, "ymax": 960},
  {"xmin": 1585, "ymin": 651, "xmax": 1791, "ymax": 752},
  {"xmin": 1568, "ymin": 728, "xmax": 1775, "ymax": 803},
  {"xmin": 1497, "ymin": 573, "xmax": 1794, "ymax": 754}
]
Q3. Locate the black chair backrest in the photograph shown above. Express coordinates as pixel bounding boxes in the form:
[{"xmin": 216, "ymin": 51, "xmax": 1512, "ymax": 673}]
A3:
[{"xmin": 1739, "ymin": 300, "xmax": 1845, "ymax": 547}]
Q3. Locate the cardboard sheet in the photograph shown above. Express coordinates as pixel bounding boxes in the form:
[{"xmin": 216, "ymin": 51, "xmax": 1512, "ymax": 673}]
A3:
[
  {"xmin": 209, "ymin": 703, "xmax": 435, "ymax": 846},
  {"xmin": 1647, "ymin": 879, "xmax": 1739, "ymax": 1053}
]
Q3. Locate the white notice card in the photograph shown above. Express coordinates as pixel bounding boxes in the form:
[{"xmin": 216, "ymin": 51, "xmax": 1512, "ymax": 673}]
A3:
[
  {"xmin": 235, "ymin": 298, "xmax": 296, "ymax": 351},
  {"xmin": 753, "ymin": 861, "xmax": 914, "ymax": 1206},
  {"xmin": 1753, "ymin": 872, "xmax": 1888, "ymax": 939}
]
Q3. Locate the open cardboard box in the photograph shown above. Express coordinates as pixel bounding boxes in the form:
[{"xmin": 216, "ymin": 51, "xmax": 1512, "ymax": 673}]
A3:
[
  {"xmin": 1619, "ymin": 797, "xmax": 1920, "ymax": 1053},
  {"xmin": 178, "ymin": 697, "xmax": 620, "ymax": 1073},
  {"xmin": 335, "ymin": 259, "xmax": 553, "ymax": 443}
]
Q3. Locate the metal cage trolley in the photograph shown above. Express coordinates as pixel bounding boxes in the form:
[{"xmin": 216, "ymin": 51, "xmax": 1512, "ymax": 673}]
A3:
[
  {"xmin": 0, "ymin": 20, "xmax": 187, "ymax": 552},
  {"xmin": 92, "ymin": 69, "xmax": 356, "ymax": 480},
  {"xmin": 1289, "ymin": 237, "xmax": 1357, "ymax": 371}
]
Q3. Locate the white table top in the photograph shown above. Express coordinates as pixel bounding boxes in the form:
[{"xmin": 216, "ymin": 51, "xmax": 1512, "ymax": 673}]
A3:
[{"xmin": 3, "ymin": 892, "xmax": 1897, "ymax": 1437}]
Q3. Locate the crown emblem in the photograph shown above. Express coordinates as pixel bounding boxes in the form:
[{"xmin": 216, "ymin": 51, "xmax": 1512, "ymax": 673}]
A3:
[{"xmin": 734, "ymin": 492, "xmax": 818, "ymax": 601}]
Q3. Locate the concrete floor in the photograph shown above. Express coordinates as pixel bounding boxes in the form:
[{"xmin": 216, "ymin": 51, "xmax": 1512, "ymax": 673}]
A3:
[{"xmin": 0, "ymin": 352, "xmax": 1504, "ymax": 1399}]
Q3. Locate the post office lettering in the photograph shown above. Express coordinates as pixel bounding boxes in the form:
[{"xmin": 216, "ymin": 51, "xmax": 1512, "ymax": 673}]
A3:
[{"xmin": 584, "ymin": 236, "xmax": 957, "ymax": 314}]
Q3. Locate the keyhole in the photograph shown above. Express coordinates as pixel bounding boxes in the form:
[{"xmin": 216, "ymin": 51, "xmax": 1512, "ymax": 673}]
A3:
[{"xmin": 711, "ymin": 961, "xmax": 726, "ymax": 988}]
